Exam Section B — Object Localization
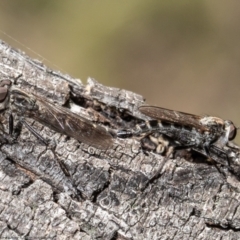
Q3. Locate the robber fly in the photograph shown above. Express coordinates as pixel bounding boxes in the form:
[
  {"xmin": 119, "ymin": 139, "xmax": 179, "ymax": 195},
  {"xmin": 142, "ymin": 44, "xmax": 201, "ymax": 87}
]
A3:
[
  {"xmin": 117, "ymin": 105, "xmax": 237, "ymax": 157},
  {"xmin": 0, "ymin": 79, "xmax": 114, "ymax": 150}
]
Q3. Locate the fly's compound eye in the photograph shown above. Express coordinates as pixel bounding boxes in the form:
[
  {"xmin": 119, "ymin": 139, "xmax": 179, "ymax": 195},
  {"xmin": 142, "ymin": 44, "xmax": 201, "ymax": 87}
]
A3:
[
  {"xmin": 225, "ymin": 120, "xmax": 237, "ymax": 141},
  {"xmin": 228, "ymin": 124, "xmax": 237, "ymax": 140},
  {"xmin": 0, "ymin": 79, "xmax": 11, "ymax": 103},
  {"xmin": 0, "ymin": 87, "xmax": 8, "ymax": 103}
]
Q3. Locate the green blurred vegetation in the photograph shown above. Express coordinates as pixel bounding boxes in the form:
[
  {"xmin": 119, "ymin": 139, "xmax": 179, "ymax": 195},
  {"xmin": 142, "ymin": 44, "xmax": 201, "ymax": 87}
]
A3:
[{"xmin": 1, "ymin": 1, "xmax": 240, "ymax": 143}]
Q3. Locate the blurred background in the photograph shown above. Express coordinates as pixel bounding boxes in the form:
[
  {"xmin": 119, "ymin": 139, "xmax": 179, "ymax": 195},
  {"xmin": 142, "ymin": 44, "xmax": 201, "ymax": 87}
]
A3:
[{"xmin": 0, "ymin": 0, "xmax": 240, "ymax": 144}]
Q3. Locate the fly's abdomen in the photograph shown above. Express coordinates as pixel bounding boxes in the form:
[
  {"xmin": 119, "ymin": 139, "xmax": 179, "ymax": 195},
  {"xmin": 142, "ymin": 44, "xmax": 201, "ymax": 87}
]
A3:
[
  {"xmin": 117, "ymin": 120, "xmax": 161, "ymax": 138},
  {"xmin": 117, "ymin": 120, "xmax": 203, "ymax": 148}
]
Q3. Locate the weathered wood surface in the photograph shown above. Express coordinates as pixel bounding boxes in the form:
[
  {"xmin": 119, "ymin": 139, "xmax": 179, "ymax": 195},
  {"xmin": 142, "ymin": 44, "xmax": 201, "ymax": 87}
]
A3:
[{"xmin": 0, "ymin": 39, "xmax": 240, "ymax": 239}]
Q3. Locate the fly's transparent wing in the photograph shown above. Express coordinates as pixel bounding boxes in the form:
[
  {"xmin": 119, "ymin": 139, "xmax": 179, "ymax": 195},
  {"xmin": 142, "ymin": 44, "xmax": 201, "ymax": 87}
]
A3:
[
  {"xmin": 11, "ymin": 88, "xmax": 113, "ymax": 150},
  {"xmin": 139, "ymin": 105, "xmax": 208, "ymax": 132},
  {"xmin": 34, "ymin": 99, "xmax": 114, "ymax": 150}
]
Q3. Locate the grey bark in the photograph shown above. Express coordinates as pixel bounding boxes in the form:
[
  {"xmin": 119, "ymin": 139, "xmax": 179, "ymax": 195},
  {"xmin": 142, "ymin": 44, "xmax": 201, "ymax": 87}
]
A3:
[{"xmin": 0, "ymin": 39, "xmax": 240, "ymax": 240}]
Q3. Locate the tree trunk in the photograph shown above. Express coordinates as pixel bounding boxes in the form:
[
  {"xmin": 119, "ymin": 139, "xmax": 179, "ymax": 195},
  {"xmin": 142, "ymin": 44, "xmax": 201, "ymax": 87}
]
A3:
[{"xmin": 0, "ymin": 39, "xmax": 240, "ymax": 239}]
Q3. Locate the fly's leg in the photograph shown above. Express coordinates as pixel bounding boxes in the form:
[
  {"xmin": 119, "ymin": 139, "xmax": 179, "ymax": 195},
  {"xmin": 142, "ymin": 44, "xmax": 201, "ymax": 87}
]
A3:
[
  {"xmin": 9, "ymin": 113, "xmax": 49, "ymax": 145},
  {"xmin": 21, "ymin": 119, "xmax": 70, "ymax": 176},
  {"xmin": 20, "ymin": 119, "xmax": 49, "ymax": 145},
  {"xmin": 8, "ymin": 113, "xmax": 23, "ymax": 141},
  {"xmin": 10, "ymin": 115, "xmax": 70, "ymax": 177},
  {"xmin": 9, "ymin": 113, "xmax": 13, "ymax": 135},
  {"xmin": 0, "ymin": 114, "xmax": 18, "ymax": 145},
  {"xmin": 208, "ymin": 144, "xmax": 229, "ymax": 166}
]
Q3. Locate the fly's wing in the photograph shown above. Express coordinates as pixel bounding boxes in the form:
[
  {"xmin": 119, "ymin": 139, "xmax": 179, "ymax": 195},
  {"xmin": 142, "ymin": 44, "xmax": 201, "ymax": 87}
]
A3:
[
  {"xmin": 139, "ymin": 105, "xmax": 208, "ymax": 132},
  {"xmin": 33, "ymin": 99, "xmax": 114, "ymax": 150}
]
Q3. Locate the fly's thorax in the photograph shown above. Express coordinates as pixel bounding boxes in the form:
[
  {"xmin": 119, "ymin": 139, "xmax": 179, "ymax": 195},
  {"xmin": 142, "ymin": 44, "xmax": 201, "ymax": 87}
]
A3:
[
  {"xmin": 201, "ymin": 116, "xmax": 228, "ymax": 136},
  {"xmin": 202, "ymin": 130, "xmax": 217, "ymax": 144},
  {"xmin": 200, "ymin": 116, "xmax": 225, "ymax": 127},
  {"xmin": 200, "ymin": 116, "xmax": 225, "ymax": 135},
  {"xmin": 9, "ymin": 88, "xmax": 38, "ymax": 115}
]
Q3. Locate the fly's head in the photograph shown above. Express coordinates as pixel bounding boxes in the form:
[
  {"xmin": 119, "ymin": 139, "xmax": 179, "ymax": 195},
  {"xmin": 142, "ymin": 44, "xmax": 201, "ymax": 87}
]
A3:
[
  {"xmin": 200, "ymin": 117, "xmax": 237, "ymax": 141},
  {"xmin": 10, "ymin": 88, "xmax": 38, "ymax": 114},
  {"xmin": 0, "ymin": 79, "xmax": 12, "ymax": 110},
  {"xmin": 203, "ymin": 119, "xmax": 237, "ymax": 149},
  {"xmin": 200, "ymin": 116, "xmax": 232, "ymax": 145}
]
